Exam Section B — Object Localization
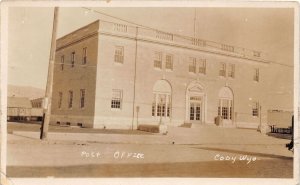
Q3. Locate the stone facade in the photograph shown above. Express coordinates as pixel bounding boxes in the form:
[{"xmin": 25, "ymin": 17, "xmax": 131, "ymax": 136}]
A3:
[{"xmin": 50, "ymin": 20, "xmax": 293, "ymax": 129}]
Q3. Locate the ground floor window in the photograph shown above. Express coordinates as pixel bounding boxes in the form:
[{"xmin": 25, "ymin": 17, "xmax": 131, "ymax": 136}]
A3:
[
  {"xmin": 152, "ymin": 80, "xmax": 172, "ymax": 119},
  {"xmin": 111, "ymin": 89, "xmax": 122, "ymax": 109},
  {"xmin": 252, "ymin": 102, "xmax": 259, "ymax": 117},
  {"xmin": 218, "ymin": 99, "xmax": 233, "ymax": 120},
  {"xmin": 152, "ymin": 93, "xmax": 171, "ymax": 117}
]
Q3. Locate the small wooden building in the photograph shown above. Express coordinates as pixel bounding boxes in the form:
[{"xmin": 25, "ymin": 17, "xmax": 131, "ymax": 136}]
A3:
[{"xmin": 7, "ymin": 97, "xmax": 32, "ymax": 122}]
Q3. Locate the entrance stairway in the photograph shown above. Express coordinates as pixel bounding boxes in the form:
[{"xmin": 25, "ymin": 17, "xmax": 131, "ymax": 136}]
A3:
[{"xmin": 180, "ymin": 122, "xmax": 236, "ymax": 128}]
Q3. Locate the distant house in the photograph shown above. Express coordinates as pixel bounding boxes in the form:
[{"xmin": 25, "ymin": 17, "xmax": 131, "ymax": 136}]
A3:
[
  {"xmin": 31, "ymin": 97, "xmax": 44, "ymax": 108},
  {"xmin": 267, "ymin": 110, "xmax": 293, "ymax": 128},
  {"xmin": 7, "ymin": 97, "xmax": 32, "ymax": 121},
  {"xmin": 30, "ymin": 98, "xmax": 44, "ymax": 121}
]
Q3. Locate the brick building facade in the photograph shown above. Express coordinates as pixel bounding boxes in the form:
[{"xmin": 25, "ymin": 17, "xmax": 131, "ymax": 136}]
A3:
[{"xmin": 50, "ymin": 20, "xmax": 293, "ymax": 129}]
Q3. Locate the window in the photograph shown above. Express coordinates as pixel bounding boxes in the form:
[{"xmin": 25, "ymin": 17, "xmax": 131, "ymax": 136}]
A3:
[
  {"xmin": 152, "ymin": 80, "xmax": 172, "ymax": 118},
  {"xmin": 157, "ymin": 94, "xmax": 166, "ymax": 116},
  {"xmin": 152, "ymin": 94, "xmax": 156, "ymax": 116},
  {"xmin": 254, "ymin": 68, "xmax": 259, "ymax": 82},
  {"xmin": 167, "ymin": 95, "xmax": 171, "ymax": 117},
  {"xmin": 218, "ymin": 87, "xmax": 233, "ymax": 121},
  {"xmin": 82, "ymin": 47, "xmax": 87, "ymax": 65},
  {"xmin": 58, "ymin": 92, "xmax": 62, "ymax": 109},
  {"xmin": 252, "ymin": 102, "xmax": 259, "ymax": 117},
  {"xmin": 154, "ymin": 52, "xmax": 162, "ymax": 69},
  {"xmin": 80, "ymin": 89, "xmax": 85, "ymax": 108},
  {"xmin": 165, "ymin": 54, "xmax": 173, "ymax": 70},
  {"xmin": 111, "ymin": 89, "xmax": 122, "ymax": 109},
  {"xmin": 71, "ymin": 52, "xmax": 75, "ymax": 68},
  {"xmin": 198, "ymin": 59, "xmax": 206, "ymax": 74},
  {"xmin": 114, "ymin": 46, "xmax": 124, "ymax": 63},
  {"xmin": 228, "ymin": 64, "xmax": 235, "ymax": 78},
  {"xmin": 153, "ymin": 94, "xmax": 171, "ymax": 117},
  {"xmin": 219, "ymin": 63, "xmax": 226, "ymax": 77},
  {"xmin": 218, "ymin": 99, "xmax": 233, "ymax": 120},
  {"xmin": 60, "ymin": 55, "xmax": 64, "ymax": 71},
  {"xmin": 189, "ymin": 57, "xmax": 196, "ymax": 73},
  {"xmin": 68, "ymin": 90, "xmax": 73, "ymax": 108}
]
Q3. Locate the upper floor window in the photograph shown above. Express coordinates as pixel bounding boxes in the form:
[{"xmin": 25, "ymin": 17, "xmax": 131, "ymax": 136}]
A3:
[
  {"xmin": 254, "ymin": 68, "xmax": 259, "ymax": 82},
  {"xmin": 228, "ymin": 64, "xmax": 235, "ymax": 78},
  {"xmin": 60, "ymin": 55, "xmax": 64, "ymax": 71},
  {"xmin": 252, "ymin": 102, "xmax": 259, "ymax": 117},
  {"xmin": 165, "ymin": 54, "xmax": 173, "ymax": 70},
  {"xmin": 71, "ymin": 52, "xmax": 75, "ymax": 68},
  {"xmin": 189, "ymin": 57, "xmax": 196, "ymax": 73},
  {"xmin": 68, "ymin": 90, "xmax": 73, "ymax": 108},
  {"xmin": 154, "ymin": 52, "xmax": 162, "ymax": 69},
  {"xmin": 58, "ymin": 92, "xmax": 62, "ymax": 109},
  {"xmin": 111, "ymin": 89, "xmax": 122, "ymax": 109},
  {"xmin": 80, "ymin": 89, "xmax": 85, "ymax": 109},
  {"xmin": 114, "ymin": 46, "xmax": 124, "ymax": 64},
  {"xmin": 219, "ymin": 63, "xmax": 226, "ymax": 77},
  {"xmin": 198, "ymin": 59, "xmax": 206, "ymax": 74},
  {"xmin": 82, "ymin": 47, "xmax": 87, "ymax": 65}
]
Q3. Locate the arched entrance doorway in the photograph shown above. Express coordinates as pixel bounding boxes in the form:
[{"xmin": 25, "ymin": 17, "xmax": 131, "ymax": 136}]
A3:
[
  {"xmin": 186, "ymin": 81, "xmax": 206, "ymax": 124},
  {"xmin": 152, "ymin": 80, "xmax": 172, "ymax": 124},
  {"xmin": 218, "ymin": 87, "xmax": 234, "ymax": 125}
]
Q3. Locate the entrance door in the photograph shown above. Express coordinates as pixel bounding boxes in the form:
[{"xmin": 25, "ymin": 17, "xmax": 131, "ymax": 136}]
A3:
[
  {"xmin": 185, "ymin": 82, "xmax": 206, "ymax": 124},
  {"xmin": 189, "ymin": 102, "xmax": 202, "ymax": 123}
]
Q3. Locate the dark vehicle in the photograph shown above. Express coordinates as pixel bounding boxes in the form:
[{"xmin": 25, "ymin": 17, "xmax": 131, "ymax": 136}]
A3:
[{"xmin": 286, "ymin": 115, "xmax": 294, "ymax": 151}]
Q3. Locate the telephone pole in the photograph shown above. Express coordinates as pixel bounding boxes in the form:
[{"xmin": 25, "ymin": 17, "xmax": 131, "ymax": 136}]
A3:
[
  {"xmin": 193, "ymin": 8, "xmax": 196, "ymax": 38},
  {"xmin": 40, "ymin": 7, "xmax": 59, "ymax": 140}
]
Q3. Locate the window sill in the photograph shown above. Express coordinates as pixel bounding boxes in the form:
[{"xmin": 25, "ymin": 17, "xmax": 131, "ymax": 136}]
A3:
[
  {"xmin": 111, "ymin": 108, "xmax": 122, "ymax": 111},
  {"xmin": 114, "ymin": 61, "xmax": 124, "ymax": 65},
  {"xmin": 154, "ymin": 67, "xmax": 162, "ymax": 71}
]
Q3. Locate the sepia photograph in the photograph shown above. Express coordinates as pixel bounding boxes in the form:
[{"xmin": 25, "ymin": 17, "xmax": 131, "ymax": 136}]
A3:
[{"xmin": 1, "ymin": 1, "xmax": 299, "ymax": 185}]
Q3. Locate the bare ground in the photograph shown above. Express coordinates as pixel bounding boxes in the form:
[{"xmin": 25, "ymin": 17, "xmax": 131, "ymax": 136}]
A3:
[{"xmin": 7, "ymin": 159, "xmax": 293, "ymax": 178}]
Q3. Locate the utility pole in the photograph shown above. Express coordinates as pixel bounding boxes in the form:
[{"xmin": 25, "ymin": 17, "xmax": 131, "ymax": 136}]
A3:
[
  {"xmin": 193, "ymin": 8, "xmax": 196, "ymax": 38},
  {"xmin": 40, "ymin": 7, "xmax": 59, "ymax": 140}
]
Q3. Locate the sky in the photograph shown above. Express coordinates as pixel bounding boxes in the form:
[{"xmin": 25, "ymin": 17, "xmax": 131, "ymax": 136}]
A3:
[{"xmin": 8, "ymin": 7, "xmax": 294, "ymax": 89}]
